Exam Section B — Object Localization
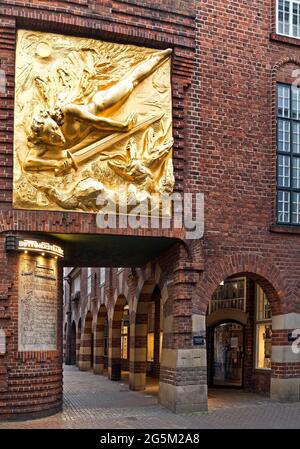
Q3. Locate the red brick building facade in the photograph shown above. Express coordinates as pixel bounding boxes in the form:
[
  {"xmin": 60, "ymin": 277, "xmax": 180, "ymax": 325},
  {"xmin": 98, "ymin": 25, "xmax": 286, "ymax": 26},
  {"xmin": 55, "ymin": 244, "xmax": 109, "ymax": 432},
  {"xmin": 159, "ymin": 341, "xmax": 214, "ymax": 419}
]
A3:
[{"xmin": 0, "ymin": 0, "xmax": 300, "ymax": 420}]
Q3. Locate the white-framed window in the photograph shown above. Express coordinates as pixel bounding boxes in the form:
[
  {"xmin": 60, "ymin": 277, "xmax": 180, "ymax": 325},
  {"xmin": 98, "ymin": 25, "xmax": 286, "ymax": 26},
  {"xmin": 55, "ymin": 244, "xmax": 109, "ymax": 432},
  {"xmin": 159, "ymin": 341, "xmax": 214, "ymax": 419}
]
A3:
[
  {"xmin": 73, "ymin": 274, "xmax": 80, "ymax": 295},
  {"xmin": 99, "ymin": 267, "xmax": 106, "ymax": 285},
  {"xmin": 277, "ymin": 0, "xmax": 300, "ymax": 39},
  {"xmin": 209, "ymin": 277, "xmax": 246, "ymax": 314},
  {"xmin": 87, "ymin": 267, "xmax": 92, "ymax": 295},
  {"xmin": 276, "ymin": 83, "xmax": 300, "ymax": 224},
  {"xmin": 255, "ymin": 285, "xmax": 272, "ymax": 370}
]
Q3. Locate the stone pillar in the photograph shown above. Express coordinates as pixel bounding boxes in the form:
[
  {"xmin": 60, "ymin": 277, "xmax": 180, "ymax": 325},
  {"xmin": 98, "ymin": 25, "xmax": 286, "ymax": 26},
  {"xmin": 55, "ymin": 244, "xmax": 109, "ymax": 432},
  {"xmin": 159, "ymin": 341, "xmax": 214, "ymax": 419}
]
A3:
[
  {"xmin": 76, "ymin": 321, "xmax": 81, "ymax": 366},
  {"xmin": 64, "ymin": 277, "xmax": 72, "ymax": 365},
  {"xmin": 108, "ymin": 301, "xmax": 125, "ymax": 381},
  {"xmin": 0, "ymin": 235, "xmax": 63, "ymax": 420},
  {"xmin": 93, "ymin": 308, "xmax": 107, "ymax": 374},
  {"xmin": 70, "ymin": 322, "xmax": 76, "ymax": 365},
  {"xmin": 159, "ymin": 263, "xmax": 208, "ymax": 413},
  {"xmin": 271, "ymin": 313, "xmax": 300, "ymax": 401},
  {"xmin": 78, "ymin": 315, "xmax": 92, "ymax": 371},
  {"xmin": 129, "ymin": 300, "xmax": 148, "ymax": 391}
]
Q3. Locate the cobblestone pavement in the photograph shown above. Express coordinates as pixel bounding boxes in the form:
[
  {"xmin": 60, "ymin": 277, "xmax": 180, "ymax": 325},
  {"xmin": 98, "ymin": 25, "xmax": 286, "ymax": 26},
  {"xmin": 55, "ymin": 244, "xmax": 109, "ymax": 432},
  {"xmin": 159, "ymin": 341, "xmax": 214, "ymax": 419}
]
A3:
[{"xmin": 0, "ymin": 365, "xmax": 300, "ymax": 429}]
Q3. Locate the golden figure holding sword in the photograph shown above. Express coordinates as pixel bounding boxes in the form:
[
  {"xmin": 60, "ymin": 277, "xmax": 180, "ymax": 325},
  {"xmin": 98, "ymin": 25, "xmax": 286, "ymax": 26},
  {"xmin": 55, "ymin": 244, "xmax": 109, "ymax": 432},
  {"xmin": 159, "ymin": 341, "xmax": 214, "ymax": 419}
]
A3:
[
  {"xmin": 13, "ymin": 30, "xmax": 174, "ymax": 213},
  {"xmin": 24, "ymin": 48, "xmax": 171, "ymax": 174}
]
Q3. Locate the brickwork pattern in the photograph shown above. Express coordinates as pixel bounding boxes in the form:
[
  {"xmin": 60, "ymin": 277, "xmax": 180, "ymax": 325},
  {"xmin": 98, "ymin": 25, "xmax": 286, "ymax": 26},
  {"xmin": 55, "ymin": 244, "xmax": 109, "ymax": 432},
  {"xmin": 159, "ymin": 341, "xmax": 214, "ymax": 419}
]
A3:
[{"xmin": 1, "ymin": 0, "xmax": 300, "ymax": 419}]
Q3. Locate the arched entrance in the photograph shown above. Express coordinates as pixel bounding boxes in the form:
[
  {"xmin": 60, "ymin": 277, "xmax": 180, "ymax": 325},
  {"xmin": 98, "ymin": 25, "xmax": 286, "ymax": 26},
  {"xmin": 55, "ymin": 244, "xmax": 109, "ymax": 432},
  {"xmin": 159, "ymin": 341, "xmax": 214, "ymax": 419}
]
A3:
[
  {"xmin": 209, "ymin": 321, "xmax": 244, "ymax": 388},
  {"xmin": 206, "ymin": 274, "xmax": 275, "ymax": 396}
]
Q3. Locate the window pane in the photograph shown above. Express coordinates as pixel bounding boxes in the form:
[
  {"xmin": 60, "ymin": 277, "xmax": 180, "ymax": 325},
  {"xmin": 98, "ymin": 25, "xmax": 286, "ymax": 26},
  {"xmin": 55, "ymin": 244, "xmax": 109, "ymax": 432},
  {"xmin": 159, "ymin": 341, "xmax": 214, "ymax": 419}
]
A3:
[
  {"xmin": 278, "ymin": 0, "xmax": 291, "ymax": 35},
  {"xmin": 99, "ymin": 267, "xmax": 105, "ymax": 284},
  {"xmin": 121, "ymin": 335, "xmax": 128, "ymax": 359},
  {"xmin": 87, "ymin": 268, "xmax": 92, "ymax": 294},
  {"xmin": 255, "ymin": 284, "xmax": 272, "ymax": 370},
  {"xmin": 256, "ymin": 285, "xmax": 272, "ymax": 321},
  {"xmin": 277, "ymin": 85, "xmax": 290, "ymax": 118},
  {"xmin": 277, "ymin": 190, "xmax": 290, "ymax": 223},
  {"xmin": 74, "ymin": 275, "xmax": 80, "ymax": 293},
  {"xmin": 256, "ymin": 324, "xmax": 272, "ymax": 369},
  {"xmin": 292, "ymin": 156, "xmax": 300, "ymax": 187},
  {"xmin": 292, "ymin": 121, "xmax": 300, "ymax": 153},
  {"xmin": 292, "ymin": 85, "xmax": 300, "ymax": 119},
  {"xmin": 293, "ymin": 1, "xmax": 300, "ymax": 37},
  {"xmin": 292, "ymin": 191, "xmax": 300, "ymax": 223},
  {"xmin": 277, "ymin": 155, "xmax": 290, "ymax": 187},
  {"xmin": 285, "ymin": 0, "xmax": 291, "ymax": 34},
  {"xmin": 277, "ymin": 119, "xmax": 290, "ymax": 151}
]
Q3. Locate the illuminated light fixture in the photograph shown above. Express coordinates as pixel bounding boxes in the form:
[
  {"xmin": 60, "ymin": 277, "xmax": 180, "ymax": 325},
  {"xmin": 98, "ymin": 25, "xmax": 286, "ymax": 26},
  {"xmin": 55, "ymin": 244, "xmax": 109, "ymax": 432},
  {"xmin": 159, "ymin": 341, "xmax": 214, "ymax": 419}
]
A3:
[
  {"xmin": 220, "ymin": 281, "xmax": 224, "ymax": 286},
  {"xmin": 18, "ymin": 239, "xmax": 64, "ymax": 258},
  {"xmin": 6, "ymin": 236, "xmax": 64, "ymax": 258}
]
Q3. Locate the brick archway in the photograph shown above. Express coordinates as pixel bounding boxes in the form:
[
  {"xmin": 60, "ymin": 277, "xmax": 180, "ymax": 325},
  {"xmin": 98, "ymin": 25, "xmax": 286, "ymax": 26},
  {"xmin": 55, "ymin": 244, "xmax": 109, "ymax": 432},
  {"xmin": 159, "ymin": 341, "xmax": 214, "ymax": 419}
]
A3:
[
  {"xmin": 203, "ymin": 254, "xmax": 291, "ymax": 400},
  {"xmin": 272, "ymin": 57, "xmax": 300, "ymax": 76},
  {"xmin": 199, "ymin": 253, "xmax": 285, "ymax": 315}
]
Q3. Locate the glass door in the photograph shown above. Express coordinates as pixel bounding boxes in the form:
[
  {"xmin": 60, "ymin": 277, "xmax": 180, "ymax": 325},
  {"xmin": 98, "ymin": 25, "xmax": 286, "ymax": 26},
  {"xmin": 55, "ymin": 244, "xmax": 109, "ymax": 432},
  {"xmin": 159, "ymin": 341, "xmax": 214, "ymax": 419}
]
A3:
[{"xmin": 212, "ymin": 322, "xmax": 244, "ymax": 387}]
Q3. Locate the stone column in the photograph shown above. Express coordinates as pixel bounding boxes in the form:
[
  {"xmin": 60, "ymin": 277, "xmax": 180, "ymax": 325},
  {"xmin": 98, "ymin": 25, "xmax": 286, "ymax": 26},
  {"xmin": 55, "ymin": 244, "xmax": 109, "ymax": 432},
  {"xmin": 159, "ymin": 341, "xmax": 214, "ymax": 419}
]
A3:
[
  {"xmin": 78, "ymin": 316, "xmax": 92, "ymax": 371},
  {"xmin": 159, "ymin": 262, "xmax": 208, "ymax": 413},
  {"xmin": 76, "ymin": 322, "xmax": 81, "ymax": 366},
  {"xmin": 271, "ymin": 313, "xmax": 300, "ymax": 401},
  {"xmin": 108, "ymin": 309, "xmax": 122, "ymax": 381},
  {"xmin": 93, "ymin": 309, "xmax": 107, "ymax": 374},
  {"xmin": 0, "ymin": 235, "xmax": 63, "ymax": 420},
  {"xmin": 129, "ymin": 300, "xmax": 148, "ymax": 391}
]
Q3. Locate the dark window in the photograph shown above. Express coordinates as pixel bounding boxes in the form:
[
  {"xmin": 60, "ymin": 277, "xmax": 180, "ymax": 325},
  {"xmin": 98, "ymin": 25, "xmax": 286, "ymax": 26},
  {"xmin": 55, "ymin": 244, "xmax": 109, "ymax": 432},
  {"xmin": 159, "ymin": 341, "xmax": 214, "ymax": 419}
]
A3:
[{"xmin": 277, "ymin": 83, "xmax": 300, "ymax": 224}]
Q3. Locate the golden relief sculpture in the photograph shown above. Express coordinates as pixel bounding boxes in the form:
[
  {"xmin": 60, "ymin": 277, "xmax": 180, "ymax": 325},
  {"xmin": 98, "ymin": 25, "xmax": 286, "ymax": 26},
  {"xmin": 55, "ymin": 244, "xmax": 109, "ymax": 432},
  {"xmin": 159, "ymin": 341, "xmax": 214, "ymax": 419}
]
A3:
[{"xmin": 13, "ymin": 30, "xmax": 174, "ymax": 213}]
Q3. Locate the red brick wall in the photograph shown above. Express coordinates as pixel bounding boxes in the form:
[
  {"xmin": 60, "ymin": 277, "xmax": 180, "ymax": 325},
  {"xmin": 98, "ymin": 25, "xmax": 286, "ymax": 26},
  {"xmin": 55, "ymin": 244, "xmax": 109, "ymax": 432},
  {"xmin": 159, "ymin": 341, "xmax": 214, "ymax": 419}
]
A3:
[
  {"xmin": 0, "ymin": 0, "xmax": 195, "ymax": 241},
  {"xmin": 2, "ymin": 0, "xmax": 300, "ymax": 417},
  {"xmin": 0, "ymin": 237, "xmax": 63, "ymax": 419},
  {"xmin": 192, "ymin": 0, "xmax": 300, "ymax": 316}
]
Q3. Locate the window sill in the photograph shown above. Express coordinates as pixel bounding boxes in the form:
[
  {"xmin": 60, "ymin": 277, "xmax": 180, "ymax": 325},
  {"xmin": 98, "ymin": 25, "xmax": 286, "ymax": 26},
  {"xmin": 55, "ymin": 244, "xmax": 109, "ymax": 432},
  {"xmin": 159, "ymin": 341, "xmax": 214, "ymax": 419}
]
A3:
[
  {"xmin": 254, "ymin": 368, "xmax": 271, "ymax": 373},
  {"xmin": 270, "ymin": 32, "xmax": 300, "ymax": 47},
  {"xmin": 270, "ymin": 224, "xmax": 300, "ymax": 234}
]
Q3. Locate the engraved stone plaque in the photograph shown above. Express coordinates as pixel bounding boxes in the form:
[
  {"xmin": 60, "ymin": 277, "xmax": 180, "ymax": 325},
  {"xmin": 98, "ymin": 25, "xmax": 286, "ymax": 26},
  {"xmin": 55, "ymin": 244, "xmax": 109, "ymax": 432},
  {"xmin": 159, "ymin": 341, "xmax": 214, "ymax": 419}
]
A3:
[{"xmin": 18, "ymin": 254, "xmax": 58, "ymax": 351}]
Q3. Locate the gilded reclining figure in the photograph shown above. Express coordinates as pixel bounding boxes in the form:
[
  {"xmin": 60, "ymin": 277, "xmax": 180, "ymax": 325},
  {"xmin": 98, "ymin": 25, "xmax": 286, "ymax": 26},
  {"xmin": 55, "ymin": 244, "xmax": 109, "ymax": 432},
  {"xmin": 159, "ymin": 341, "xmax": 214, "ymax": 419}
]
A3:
[{"xmin": 23, "ymin": 48, "xmax": 172, "ymax": 173}]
